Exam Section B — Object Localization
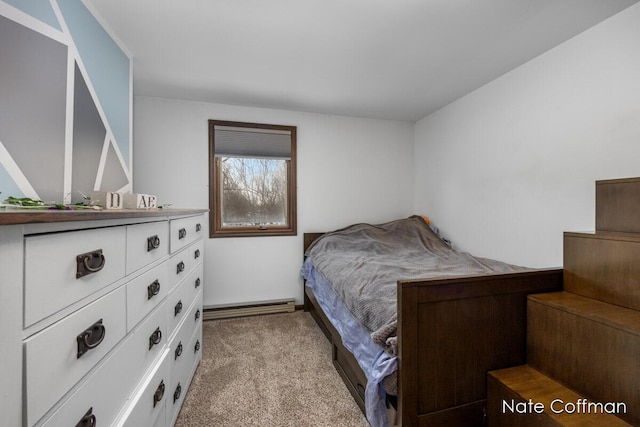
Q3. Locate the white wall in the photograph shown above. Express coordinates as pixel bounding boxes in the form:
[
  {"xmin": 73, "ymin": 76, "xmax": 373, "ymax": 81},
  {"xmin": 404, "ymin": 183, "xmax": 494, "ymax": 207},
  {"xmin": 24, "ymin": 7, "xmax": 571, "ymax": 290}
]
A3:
[
  {"xmin": 413, "ymin": 3, "xmax": 640, "ymax": 268},
  {"xmin": 133, "ymin": 96, "xmax": 414, "ymax": 306}
]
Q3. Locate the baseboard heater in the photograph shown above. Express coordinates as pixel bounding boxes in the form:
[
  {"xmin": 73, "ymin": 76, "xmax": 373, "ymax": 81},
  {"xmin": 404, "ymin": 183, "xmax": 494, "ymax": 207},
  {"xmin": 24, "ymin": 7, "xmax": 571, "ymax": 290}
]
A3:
[{"xmin": 203, "ymin": 298, "xmax": 296, "ymax": 320}]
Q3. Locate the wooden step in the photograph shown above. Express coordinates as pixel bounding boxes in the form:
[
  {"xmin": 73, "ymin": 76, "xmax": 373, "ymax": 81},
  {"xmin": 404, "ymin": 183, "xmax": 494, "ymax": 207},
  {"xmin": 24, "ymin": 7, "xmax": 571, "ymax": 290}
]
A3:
[
  {"xmin": 527, "ymin": 292, "xmax": 640, "ymax": 426},
  {"xmin": 564, "ymin": 231, "xmax": 640, "ymax": 311},
  {"xmin": 487, "ymin": 365, "xmax": 632, "ymax": 426},
  {"xmin": 596, "ymin": 177, "xmax": 640, "ymax": 233}
]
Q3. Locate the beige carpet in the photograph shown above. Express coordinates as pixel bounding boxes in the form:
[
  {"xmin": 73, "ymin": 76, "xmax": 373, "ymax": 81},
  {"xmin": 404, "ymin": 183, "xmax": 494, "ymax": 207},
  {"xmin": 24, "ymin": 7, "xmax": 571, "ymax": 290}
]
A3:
[{"xmin": 175, "ymin": 311, "xmax": 370, "ymax": 427}]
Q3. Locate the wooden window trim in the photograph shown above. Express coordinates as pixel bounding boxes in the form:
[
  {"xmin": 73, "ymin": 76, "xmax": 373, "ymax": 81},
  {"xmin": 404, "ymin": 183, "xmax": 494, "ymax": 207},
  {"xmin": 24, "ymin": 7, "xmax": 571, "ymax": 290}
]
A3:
[{"xmin": 208, "ymin": 120, "xmax": 297, "ymax": 238}]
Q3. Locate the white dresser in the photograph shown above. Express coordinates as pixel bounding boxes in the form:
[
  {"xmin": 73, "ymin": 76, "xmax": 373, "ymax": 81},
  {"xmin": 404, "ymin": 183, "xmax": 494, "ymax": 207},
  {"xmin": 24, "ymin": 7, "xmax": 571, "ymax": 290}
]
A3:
[{"xmin": 0, "ymin": 209, "xmax": 206, "ymax": 427}]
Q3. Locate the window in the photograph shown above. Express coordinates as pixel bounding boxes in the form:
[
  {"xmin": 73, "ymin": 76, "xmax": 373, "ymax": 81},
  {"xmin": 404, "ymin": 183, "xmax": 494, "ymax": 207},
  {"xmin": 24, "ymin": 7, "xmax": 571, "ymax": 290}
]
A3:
[{"xmin": 208, "ymin": 120, "xmax": 297, "ymax": 237}]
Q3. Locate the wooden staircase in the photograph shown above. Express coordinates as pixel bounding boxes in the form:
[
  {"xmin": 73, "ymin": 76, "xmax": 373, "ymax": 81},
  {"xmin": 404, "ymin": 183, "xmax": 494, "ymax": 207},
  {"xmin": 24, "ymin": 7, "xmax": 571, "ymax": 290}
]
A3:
[{"xmin": 487, "ymin": 177, "xmax": 640, "ymax": 427}]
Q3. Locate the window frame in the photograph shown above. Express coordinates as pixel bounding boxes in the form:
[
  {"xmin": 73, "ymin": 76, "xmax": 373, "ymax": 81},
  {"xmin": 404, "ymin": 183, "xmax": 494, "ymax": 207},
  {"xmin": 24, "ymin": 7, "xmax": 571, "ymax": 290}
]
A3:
[{"xmin": 208, "ymin": 120, "xmax": 297, "ymax": 238}]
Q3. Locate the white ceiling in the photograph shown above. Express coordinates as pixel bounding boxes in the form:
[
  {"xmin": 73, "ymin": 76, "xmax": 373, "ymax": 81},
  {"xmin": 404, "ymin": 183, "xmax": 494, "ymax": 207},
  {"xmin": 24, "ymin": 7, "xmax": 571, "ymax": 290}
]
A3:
[{"xmin": 86, "ymin": 0, "xmax": 639, "ymax": 122}]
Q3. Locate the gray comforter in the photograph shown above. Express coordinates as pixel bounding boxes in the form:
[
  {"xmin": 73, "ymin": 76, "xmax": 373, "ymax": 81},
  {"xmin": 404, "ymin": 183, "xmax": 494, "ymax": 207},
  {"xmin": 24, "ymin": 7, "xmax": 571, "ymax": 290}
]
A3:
[{"xmin": 305, "ymin": 216, "xmax": 529, "ymax": 355}]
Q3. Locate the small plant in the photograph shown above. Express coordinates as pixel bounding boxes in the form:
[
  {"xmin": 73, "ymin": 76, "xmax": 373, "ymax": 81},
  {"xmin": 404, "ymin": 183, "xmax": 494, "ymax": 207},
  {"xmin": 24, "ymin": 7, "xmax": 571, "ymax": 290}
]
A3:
[
  {"xmin": 4, "ymin": 196, "xmax": 45, "ymax": 207},
  {"xmin": 2, "ymin": 195, "xmax": 99, "ymax": 210}
]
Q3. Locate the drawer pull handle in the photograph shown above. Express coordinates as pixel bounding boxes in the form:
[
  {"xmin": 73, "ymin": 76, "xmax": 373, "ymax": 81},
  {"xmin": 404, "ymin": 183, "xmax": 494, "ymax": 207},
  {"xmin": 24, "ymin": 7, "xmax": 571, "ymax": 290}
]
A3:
[
  {"xmin": 76, "ymin": 249, "xmax": 105, "ymax": 279},
  {"xmin": 196, "ymin": 223, "xmax": 202, "ymax": 232},
  {"xmin": 195, "ymin": 277, "xmax": 201, "ymax": 288},
  {"xmin": 195, "ymin": 309, "xmax": 201, "ymax": 321},
  {"xmin": 178, "ymin": 228, "xmax": 187, "ymax": 239},
  {"xmin": 173, "ymin": 383, "xmax": 182, "ymax": 403},
  {"xmin": 149, "ymin": 327, "xmax": 162, "ymax": 350},
  {"xmin": 194, "ymin": 249, "xmax": 200, "ymax": 259},
  {"xmin": 75, "ymin": 407, "xmax": 96, "ymax": 427},
  {"xmin": 194, "ymin": 340, "xmax": 201, "ymax": 353},
  {"xmin": 153, "ymin": 380, "xmax": 165, "ymax": 408},
  {"xmin": 147, "ymin": 280, "xmax": 161, "ymax": 300},
  {"xmin": 77, "ymin": 319, "xmax": 106, "ymax": 358},
  {"xmin": 175, "ymin": 342, "xmax": 183, "ymax": 360},
  {"xmin": 147, "ymin": 235, "xmax": 161, "ymax": 251},
  {"xmin": 174, "ymin": 300, "xmax": 183, "ymax": 316},
  {"xmin": 176, "ymin": 261, "xmax": 185, "ymax": 274}
]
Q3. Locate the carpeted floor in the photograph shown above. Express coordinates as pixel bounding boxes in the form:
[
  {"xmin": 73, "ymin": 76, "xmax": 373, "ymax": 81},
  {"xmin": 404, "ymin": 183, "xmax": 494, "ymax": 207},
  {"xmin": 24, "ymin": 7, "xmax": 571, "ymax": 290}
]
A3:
[{"xmin": 174, "ymin": 311, "xmax": 370, "ymax": 427}]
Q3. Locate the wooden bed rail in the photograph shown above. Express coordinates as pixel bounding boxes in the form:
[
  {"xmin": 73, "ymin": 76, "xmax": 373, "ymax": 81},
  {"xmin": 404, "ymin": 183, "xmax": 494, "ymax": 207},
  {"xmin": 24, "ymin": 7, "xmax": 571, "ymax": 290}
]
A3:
[{"xmin": 397, "ymin": 268, "xmax": 563, "ymax": 427}]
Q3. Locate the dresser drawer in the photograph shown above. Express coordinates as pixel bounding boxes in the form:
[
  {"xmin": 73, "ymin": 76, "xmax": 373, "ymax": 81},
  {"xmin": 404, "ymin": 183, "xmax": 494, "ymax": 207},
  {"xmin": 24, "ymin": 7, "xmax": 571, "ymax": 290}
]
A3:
[
  {"xmin": 127, "ymin": 262, "xmax": 169, "ymax": 332},
  {"xmin": 39, "ymin": 338, "xmax": 136, "ymax": 427},
  {"xmin": 38, "ymin": 300, "xmax": 167, "ymax": 427},
  {"xmin": 169, "ymin": 215, "xmax": 204, "ymax": 254},
  {"xmin": 119, "ymin": 349, "xmax": 170, "ymax": 427},
  {"xmin": 168, "ymin": 321, "xmax": 202, "ymax": 425},
  {"xmin": 169, "ymin": 292, "xmax": 202, "ymax": 372},
  {"xmin": 135, "ymin": 299, "xmax": 169, "ymax": 373},
  {"xmin": 126, "ymin": 220, "xmax": 169, "ymax": 275},
  {"xmin": 167, "ymin": 239, "xmax": 203, "ymax": 292},
  {"xmin": 25, "ymin": 286, "xmax": 127, "ymax": 426},
  {"xmin": 24, "ymin": 226, "xmax": 126, "ymax": 327},
  {"xmin": 167, "ymin": 264, "xmax": 203, "ymax": 339}
]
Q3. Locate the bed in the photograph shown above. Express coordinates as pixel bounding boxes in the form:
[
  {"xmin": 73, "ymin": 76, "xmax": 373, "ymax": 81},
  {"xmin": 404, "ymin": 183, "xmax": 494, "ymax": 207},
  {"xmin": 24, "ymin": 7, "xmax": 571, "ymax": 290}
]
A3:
[{"xmin": 301, "ymin": 216, "xmax": 562, "ymax": 427}]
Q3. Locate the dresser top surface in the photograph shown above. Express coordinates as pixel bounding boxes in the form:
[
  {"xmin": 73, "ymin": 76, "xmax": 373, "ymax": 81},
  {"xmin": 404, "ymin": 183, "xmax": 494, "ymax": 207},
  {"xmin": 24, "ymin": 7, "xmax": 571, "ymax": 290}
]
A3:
[{"xmin": 0, "ymin": 208, "xmax": 207, "ymax": 226}]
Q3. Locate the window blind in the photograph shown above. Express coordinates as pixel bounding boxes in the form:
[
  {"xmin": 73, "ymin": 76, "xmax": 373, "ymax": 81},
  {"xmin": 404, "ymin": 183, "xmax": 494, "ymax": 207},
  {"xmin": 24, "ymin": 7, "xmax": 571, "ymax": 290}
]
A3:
[{"xmin": 214, "ymin": 126, "xmax": 291, "ymax": 159}]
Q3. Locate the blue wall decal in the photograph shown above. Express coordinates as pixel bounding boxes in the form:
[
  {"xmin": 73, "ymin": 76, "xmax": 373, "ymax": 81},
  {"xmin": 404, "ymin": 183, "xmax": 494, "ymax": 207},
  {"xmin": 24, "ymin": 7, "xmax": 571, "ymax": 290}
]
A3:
[
  {"xmin": 2, "ymin": 0, "xmax": 61, "ymax": 30},
  {"xmin": 0, "ymin": 1, "xmax": 131, "ymax": 204},
  {"xmin": 57, "ymin": 0, "xmax": 130, "ymax": 168},
  {"xmin": 0, "ymin": 13, "xmax": 67, "ymax": 202},
  {"xmin": 0, "ymin": 162, "xmax": 24, "ymax": 199}
]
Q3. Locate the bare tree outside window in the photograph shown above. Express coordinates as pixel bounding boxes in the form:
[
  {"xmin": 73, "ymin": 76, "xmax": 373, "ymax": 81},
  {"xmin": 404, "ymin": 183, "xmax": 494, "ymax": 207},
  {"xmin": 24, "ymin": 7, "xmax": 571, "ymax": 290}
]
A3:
[{"xmin": 220, "ymin": 157, "xmax": 288, "ymax": 227}]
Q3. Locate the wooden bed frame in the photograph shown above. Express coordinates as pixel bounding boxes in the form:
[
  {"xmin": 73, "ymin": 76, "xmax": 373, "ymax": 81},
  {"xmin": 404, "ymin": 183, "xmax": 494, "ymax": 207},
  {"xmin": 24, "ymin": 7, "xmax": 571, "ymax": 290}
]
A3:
[{"xmin": 303, "ymin": 232, "xmax": 563, "ymax": 427}]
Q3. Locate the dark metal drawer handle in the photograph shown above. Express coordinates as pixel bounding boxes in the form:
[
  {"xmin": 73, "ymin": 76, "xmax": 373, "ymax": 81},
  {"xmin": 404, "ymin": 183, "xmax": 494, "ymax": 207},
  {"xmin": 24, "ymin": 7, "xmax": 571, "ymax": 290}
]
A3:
[
  {"xmin": 176, "ymin": 261, "xmax": 185, "ymax": 274},
  {"xmin": 175, "ymin": 342, "xmax": 183, "ymax": 360},
  {"xmin": 195, "ymin": 309, "xmax": 201, "ymax": 321},
  {"xmin": 75, "ymin": 407, "xmax": 96, "ymax": 427},
  {"xmin": 196, "ymin": 223, "xmax": 202, "ymax": 232},
  {"xmin": 174, "ymin": 300, "xmax": 183, "ymax": 317},
  {"xmin": 153, "ymin": 380, "xmax": 165, "ymax": 408},
  {"xmin": 76, "ymin": 249, "xmax": 105, "ymax": 279},
  {"xmin": 194, "ymin": 340, "xmax": 201, "ymax": 353},
  {"xmin": 147, "ymin": 235, "xmax": 161, "ymax": 252},
  {"xmin": 194, "ymin": 249, "xmax": 200, "ymax": 259},
  {"xmin": 149, "ymin": 327, "xmax": 162, "ymax": 350},
  {"xmin": 195, "ymin": 277, "xmax": 201, "ymax": 288},
  {"xmin": 77, "ymin": 319, "xmax": 105, "ymax": 358},
  {"xmin": 147, "ymin": 279, "xmax": 161, "ymax": 300},
  {"xmin": 173, "ymin": 383, "xmax": 182, "ymax": 403},
  {"xmin": 178, "ymin": 228, "xmax": 187, "ymax": 239}
]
